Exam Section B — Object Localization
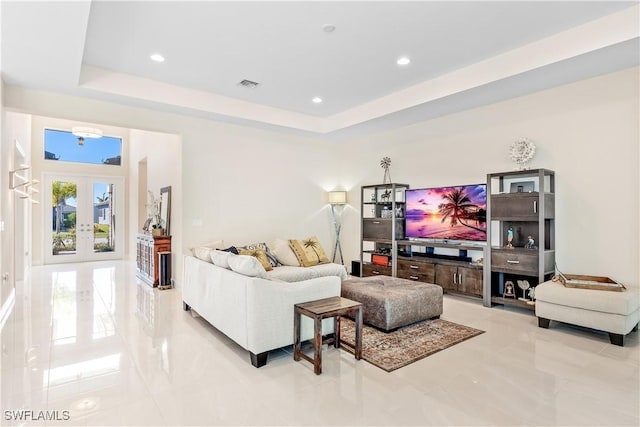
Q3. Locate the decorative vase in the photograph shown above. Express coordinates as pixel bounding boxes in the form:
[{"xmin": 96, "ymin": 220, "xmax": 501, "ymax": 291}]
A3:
[{"xmin": 152, "ymin": 228, "xmax": 164, "ymax": 237}]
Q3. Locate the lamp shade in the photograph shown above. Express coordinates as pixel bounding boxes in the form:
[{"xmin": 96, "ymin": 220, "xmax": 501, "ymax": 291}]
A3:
[{"xmin": 327, "ymin": 190, "xmax": 347, "ymax": 205}]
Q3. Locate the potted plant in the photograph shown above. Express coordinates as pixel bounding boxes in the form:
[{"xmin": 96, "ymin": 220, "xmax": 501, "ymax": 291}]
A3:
[{"xmin": 151, "ymin": 223, "xmax": 164, "ymax": 237}]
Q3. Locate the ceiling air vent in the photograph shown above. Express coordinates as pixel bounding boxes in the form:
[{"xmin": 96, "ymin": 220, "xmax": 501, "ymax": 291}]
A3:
[{"xmin": 238, "ymin": 79, "xmax": 259, "ymax": 89}]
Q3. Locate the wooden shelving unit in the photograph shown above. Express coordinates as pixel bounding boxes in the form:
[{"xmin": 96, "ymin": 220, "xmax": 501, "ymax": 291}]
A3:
[
  {"xmin": 484, "ymin": 169, "xmax": 555, "ymax": 309},
  {"xmin": 360, "ymin": 183, "xmax": 409, "ymax": 277}
]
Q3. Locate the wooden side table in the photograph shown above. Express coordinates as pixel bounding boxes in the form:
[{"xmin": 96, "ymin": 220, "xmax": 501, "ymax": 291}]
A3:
[{"xmin": 293, "ymin": 296, "xmax": 363, "ymax": 375}]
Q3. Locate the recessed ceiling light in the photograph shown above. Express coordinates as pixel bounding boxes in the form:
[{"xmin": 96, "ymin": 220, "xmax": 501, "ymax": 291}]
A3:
[
  {"xmin": 322, "ymin": 24, "xmax": 336, "ymax": 33},
  {"xmin": 150, "ymin": 53, "xmax": 165, "ymax": 63},
  {"xmin": 396, "ymin": 56, "xmax": 411, "ymax": 66},
  {"xmin": 312, "ymin": 97, "xmax": 323, "ymax": 104}
]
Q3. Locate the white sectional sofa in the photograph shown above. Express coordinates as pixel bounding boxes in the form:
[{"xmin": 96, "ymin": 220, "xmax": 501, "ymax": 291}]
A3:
[{"xmin": 182, "ymin": 255, "xmax": 345, "ymax": 367}]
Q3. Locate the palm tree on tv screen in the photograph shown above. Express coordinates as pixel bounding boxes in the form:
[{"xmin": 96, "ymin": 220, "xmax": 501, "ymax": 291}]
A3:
[{"xmin": 437, "ymin": 187, "xmax": 485, "ymax": 233}]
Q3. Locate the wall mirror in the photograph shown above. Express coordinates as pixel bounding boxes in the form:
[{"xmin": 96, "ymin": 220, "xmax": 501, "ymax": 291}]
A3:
[{"xmin": 160, "ymin": 186, "xmax": 171, "ymax": 235}]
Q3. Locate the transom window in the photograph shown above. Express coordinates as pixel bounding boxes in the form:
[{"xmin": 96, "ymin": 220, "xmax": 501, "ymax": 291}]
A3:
[{"xmin": 44, "ymin": 129, "xmax": 122, "ymax": 166}]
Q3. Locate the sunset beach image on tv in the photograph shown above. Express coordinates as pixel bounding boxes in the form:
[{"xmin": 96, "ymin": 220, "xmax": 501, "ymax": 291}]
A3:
[{"xmin": 405, "ymin": 184, "xmax": 487, "ymax": 241}]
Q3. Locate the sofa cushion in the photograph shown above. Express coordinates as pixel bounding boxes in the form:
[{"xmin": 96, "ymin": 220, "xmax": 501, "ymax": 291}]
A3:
[
  {"xmin": 237, "ymin": 242, "xmax": 281, "ymax": 267},
  {"xmin": 265, "ymin": 266, "xmax": 318, "ymax": 282},
  {"xmin": 239, "ymin": 248, "xmax": 273, "ymax": 271},
  {"xmin": 271, "ymin": 238, "xmax": 301, "ymax": 266},
  {"xmin": 289, "ymin": 236, "xmax": 329, "ymax": 267},
  {"xmin": 307, "ymin": 263, "xmax": 348, "ymax": 281},
  {"xmin": 210, "ymin": 249, "xmax": 235, "ymax": 269},
  {"xmin": 191, "ymin": 240, "xmax": 224, "ymax": 262},
  {"xmin": 228, "ymin": 255, "xmax": 268, "ymax": 279}
]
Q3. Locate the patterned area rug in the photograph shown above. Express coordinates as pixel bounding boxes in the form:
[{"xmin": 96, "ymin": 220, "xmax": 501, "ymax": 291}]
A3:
[{"xmin": 340, "ymin": 317, "xmax": 484, "ymax": 372}]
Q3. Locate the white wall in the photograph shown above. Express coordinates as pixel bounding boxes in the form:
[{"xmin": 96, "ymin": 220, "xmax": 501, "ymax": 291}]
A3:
[
  {"xmin": 4, "ymin": 113, "xmax": 32, "ymax": 280},
  {"xmin": 179, "ymin": 122, "xmax": 341, "ymax": 249},
  {"xmin": 0, "ymin": 79, "xmax": 10, "ymax": 312},
  {"xmin": 341, "ymin": 67, "xmax": 639, "ymax": 287}
]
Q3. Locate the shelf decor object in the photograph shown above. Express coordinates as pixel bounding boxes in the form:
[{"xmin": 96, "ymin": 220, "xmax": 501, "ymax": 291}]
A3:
[
  {"xmin": 327, "ymin": 190, "xmax": 347, "ymax": 264},
  {"xmin": 509, "ymin": 137, "xmax": 536, "ymax": 170},
  {"xmin": 380, "ymin": 157, "xmax": 392, "ymax": 185}
]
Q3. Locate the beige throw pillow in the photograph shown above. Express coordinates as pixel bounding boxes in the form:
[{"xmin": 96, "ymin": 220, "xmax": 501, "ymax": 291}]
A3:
[
  {"xmin": 238, "ymin": 248, "xmax": 273, "ymax": 271},
  {"xmin": 271, "ymin": 238, "xmax": 301, "ymax": 266},
  {"xmin": 288, "ymin": 236, "xmax": 329, "ymax": 267}
]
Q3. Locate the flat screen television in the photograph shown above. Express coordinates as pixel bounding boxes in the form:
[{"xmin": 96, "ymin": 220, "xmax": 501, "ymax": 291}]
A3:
[{"xmin": 405, "ymin": 184, "xmax": 487, "ymax": 242}]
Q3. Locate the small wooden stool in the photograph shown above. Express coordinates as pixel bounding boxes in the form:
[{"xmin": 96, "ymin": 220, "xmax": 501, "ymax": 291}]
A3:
[{"xmin": 294, "ymin": 296, "xmax": 363, "ymax": 374}]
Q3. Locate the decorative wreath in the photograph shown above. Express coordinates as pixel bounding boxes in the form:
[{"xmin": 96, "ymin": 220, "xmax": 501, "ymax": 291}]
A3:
[{"xmin": 509, "ymin": 138, "xmax": 535, "ymax": 169}]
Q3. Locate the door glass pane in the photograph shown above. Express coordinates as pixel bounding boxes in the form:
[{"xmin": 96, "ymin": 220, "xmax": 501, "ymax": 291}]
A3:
[
  {"xmin": 52, "ymin": 180, "xmax": 77, "ymax": 256},
  {"xmin": 93, "ymin": 183, "xmax": 115, "ymax": 253}
]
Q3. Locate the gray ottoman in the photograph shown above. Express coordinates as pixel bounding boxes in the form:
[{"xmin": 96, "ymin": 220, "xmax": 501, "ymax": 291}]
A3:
[{"xmin": 341, "ymin": 276, "xmax": 443, "ymax": 331}]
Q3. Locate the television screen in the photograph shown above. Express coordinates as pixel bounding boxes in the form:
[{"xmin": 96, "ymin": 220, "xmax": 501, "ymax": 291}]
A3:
[{"xmin": 405, "ymin": 184, "xmax": 487, "ymax": 241}]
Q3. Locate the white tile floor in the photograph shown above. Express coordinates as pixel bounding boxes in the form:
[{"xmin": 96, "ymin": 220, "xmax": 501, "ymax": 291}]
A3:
[{"xmin": 1, "ymin": 260, "xmax": 638, "ymax": 426}]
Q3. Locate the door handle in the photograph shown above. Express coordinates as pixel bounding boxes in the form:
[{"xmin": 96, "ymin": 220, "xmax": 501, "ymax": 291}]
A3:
[
  {"xmin": 533, "ymin": 201, "xmax": 538, "ymax": 213},
  {"xmin": 410, "ymin": 265, "xmax": 419, "ymax": 270},
  {"xmin": 409, "ymin": 275, "xmax": 419, "ymax": 280},
  {"xmin": 507, "ymin": 260, "xmax": 520, "ymax": 264}
]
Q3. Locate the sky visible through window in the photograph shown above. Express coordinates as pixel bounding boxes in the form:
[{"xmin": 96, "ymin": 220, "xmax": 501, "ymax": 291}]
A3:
[
  {"xmin": 44, "ymin": 129, "xmax": 122, "ymax": 166},
  {"xmin": 45, "ymin": 129, "xmax": 121, "ymax": 205}
]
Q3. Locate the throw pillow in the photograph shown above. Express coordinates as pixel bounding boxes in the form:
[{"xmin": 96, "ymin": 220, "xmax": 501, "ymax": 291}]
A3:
[
  {"xmin": 238, "ymin": 248, "xmax": 273, "ymax": 271},
  {"xmin": 222, "ymin": 246, "xmax": 239, "ymax": 255},
  {"xmin": 236, "ymin": 242, "xmax": 281, "ymax": 267},
  {"xmin": 191, "ymin": 240, "xmax": 224, "ymax": 262},
  {"xmin": 228, "ymin": 254, "xmax": 268, "ymax": 279},
  {"xmin": 210, "ymin": 250, "xmax": 235, "ymax": 269},
  {"xmin": 288, "ymin": 236, "xmax": 329, "ymax": 267},
  {"xmin": 271, "ymin": 238, "xmax": 301, "ymax": 266}
]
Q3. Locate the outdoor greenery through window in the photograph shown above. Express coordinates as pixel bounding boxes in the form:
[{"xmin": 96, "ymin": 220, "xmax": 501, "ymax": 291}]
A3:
[{"xmin": 44, "ymin": 129, "xmax": 122, "ymax": 166}]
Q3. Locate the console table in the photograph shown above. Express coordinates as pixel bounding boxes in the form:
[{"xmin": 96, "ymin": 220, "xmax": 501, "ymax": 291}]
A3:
[{"xmin": 136, "ymin": 233, "xmax": 172, "ymax": 287}]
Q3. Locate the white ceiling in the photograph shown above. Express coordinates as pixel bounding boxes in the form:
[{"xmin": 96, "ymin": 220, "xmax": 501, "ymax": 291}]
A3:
[{"xmin": 1, "ymin": 1, "xmax": 639, "ymax": 139}]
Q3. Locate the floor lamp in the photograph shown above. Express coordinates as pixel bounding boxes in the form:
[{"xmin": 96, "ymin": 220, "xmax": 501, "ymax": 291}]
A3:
[{"xmin": 327, "ymin": 191, "xmax": 347, "ymax": 265}]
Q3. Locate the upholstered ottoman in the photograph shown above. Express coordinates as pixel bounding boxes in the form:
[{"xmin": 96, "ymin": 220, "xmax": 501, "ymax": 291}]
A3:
[
  {"xmin": 535, "ymin": 280, "xmax": 640, "ymax": 346},
  {"xmin": 341, "ymin": 276, "xmax": 443, "ymax": 331}
]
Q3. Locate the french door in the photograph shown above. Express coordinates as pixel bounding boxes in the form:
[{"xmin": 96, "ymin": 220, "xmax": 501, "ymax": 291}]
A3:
[{"xmin": 44, "ymin": 174, "xmax": 125, "ymax": 264}]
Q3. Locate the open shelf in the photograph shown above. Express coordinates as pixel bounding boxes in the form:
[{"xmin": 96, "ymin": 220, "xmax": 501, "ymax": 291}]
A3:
[{"xmin": 490, "ymin": 296, "xmax": 535, "ymax": 310}]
